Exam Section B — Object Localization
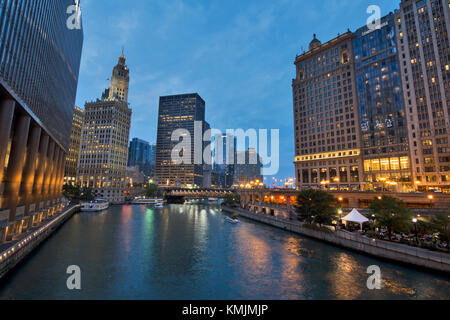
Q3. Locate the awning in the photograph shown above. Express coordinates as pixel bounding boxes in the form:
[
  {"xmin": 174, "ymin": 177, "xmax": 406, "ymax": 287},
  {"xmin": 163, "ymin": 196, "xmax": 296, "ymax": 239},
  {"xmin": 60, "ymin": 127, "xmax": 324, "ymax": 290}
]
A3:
[{"xmin": 341, "ymin": 209, "xmax": 369, "ymax": 231}]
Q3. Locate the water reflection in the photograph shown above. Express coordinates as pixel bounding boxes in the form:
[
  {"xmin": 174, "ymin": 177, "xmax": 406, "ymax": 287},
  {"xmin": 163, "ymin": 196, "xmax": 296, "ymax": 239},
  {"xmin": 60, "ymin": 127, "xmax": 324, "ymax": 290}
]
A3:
[{"xmin": 0, "ymin": 204, "xmax": 448, "ymax": 300}]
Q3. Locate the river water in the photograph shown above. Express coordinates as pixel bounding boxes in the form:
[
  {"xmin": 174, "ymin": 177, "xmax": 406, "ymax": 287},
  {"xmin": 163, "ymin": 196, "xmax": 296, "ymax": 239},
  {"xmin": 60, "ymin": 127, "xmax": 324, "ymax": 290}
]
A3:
[{"xmin": 0, "ymin": 204, "xmax": 448, "ymax": 300}]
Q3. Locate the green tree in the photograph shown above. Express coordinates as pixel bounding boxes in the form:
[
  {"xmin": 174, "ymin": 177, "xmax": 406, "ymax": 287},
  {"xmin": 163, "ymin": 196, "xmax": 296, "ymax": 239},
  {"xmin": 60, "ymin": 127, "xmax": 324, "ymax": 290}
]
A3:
[
  {"xmin": 295, "ymin": 189, "xmax": 337, "ymax": 226},
  {"xmin": 370, "ymin": 196, "xmax": 412, "ymax": 240},
  {"xmin": 145, "ymin": 183, "xmax": 161, "ymax": 198},
  {"xmin": 431, "ymin": 212, "xmax": 450, "ymax": 249},
  {"xmin": 79, "ymin": 187, "xmax": 95, "ymax": 201},
  {"xmin": 223, "ymin": 193, "xmax": 240, "ymax": 207},
  {"xmin": 63, "ymin": 184, "xmax": 80, "ymax": 199}
]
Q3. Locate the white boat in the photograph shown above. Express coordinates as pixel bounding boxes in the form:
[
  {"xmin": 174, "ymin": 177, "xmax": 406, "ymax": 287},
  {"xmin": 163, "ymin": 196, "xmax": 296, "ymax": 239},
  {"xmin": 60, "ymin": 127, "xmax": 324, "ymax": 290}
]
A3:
[
  {"xmin": 132, "ymin": 198, "xmax": 164, "ymax": 208},
  {"xmin": 80, "ymin": 199, "xmax": 109, "ymax": 212},
  {"xmin": 225, "ymin": 217, "xmax": 239, "ymax": 224}
]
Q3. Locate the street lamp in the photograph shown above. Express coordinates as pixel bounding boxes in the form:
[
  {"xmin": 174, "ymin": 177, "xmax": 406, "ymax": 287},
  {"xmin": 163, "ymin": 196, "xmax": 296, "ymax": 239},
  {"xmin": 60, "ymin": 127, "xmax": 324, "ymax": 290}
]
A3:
[
  {"xmin": 412, "ymin": 218, "xmax": 419, "ymax": 244},
  {"xmin": 428, "ymin": 195, "xmax": 434, "ymax": 208}
]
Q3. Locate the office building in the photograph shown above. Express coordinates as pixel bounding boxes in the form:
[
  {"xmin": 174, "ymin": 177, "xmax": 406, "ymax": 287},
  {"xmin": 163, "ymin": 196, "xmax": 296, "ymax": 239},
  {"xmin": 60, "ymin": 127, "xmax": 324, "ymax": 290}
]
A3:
[
  {"xmin": 77, "ymin": 54, "xmax": 132, "ymax": 204},
  {"xmin": 128, "ymin": 138, "xmax": 155, "ymax": 176},
  {"xmin": 354, "ymin": 13, "xmax": 412, "ymax": 192},
  {"xmin": 155, "ymin": 93, "xmax": 208, "ymax": 187},
  {"xmin": 395, "ymin": 0, "xmax": 450, "ymax": 193},
  {"xmin": 233, "ymin": 148, "xmax": 263, "ymax": 186},
  {"xmin": 64, "ymin": 106, "xmax": 85, "ymax": 185},
  {"xmin": 0, "ymin": 1, "xmax": 83, "ymax": 242},
  {"xmin": 293, "ymin": 32, "xmax": 363, "ymax": 191},
  {"xmin": 213, "ymin": 134, "xmax": 236, "ymax": 188}
]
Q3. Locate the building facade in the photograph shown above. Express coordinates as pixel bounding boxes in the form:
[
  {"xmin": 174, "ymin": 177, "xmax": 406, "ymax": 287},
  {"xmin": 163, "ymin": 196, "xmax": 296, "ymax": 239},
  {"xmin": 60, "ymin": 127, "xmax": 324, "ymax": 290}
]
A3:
[
  {"xmin": 0, "ymin": 0, "xmax": 83, "ymax": 242},
  {"xmin": 233, "ymin": 148, "xmax": 263, "ymax": 186},
  {"xmin": 354, "ymin": 13, "xmax": 412, "ymax": 192},
  {"xmin": 64, "ymin": 106, "xmax": 84, "ymax": 185},
  {"xmin": 395, "ymin": 0, "xmax": 450, "ymax": 193},
  {"xmin": 76, "ymin": 54, "xmax": 132, "ymax": 203},
  {"xmin": 293, "ymin": 32, "xmax": 363, "ymax": 191},
  {"xmin": 155, "ymin": 93, "xmax": 207, "ymax": 187},
  {"xmin": 213, "ymin": 134, "xmax": 236, "ymax": 188},
  {"xmin": 128, "ymin": 138, "xmax": 154, "ymax": 176}
]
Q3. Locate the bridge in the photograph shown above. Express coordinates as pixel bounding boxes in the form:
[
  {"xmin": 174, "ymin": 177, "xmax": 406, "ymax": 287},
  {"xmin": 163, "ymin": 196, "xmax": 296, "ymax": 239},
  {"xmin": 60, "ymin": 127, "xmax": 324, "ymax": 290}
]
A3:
[{"xmin": 164, "ymin": 188, "xmax": 235, "ymax": 199}]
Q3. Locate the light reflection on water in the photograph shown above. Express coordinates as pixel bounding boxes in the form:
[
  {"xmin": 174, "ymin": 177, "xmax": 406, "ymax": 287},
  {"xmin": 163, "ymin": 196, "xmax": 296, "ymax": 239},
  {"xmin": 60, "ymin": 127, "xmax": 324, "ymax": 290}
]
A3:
[{"xmin": 0, "ymin": 204, "xmax": 448, "ymax": 300}]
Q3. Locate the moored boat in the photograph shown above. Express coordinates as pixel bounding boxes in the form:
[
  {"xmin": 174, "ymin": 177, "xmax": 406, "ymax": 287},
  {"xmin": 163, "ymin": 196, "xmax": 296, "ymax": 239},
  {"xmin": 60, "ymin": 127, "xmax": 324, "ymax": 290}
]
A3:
[{"xmin": 80, "ymin": 199, "xmax": 109, "ymax": 212}]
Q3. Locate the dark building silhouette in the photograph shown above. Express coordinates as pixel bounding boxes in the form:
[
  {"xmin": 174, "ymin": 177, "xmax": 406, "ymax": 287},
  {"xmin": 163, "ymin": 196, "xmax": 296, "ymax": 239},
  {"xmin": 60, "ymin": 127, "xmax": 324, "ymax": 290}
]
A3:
[
  {"xmin": 155, "ymin": 93, "xmax": 208, "ymax": 187},
  {"xmin": 0, "ymin": 1, "xmax": 83, "ymax": 242}
]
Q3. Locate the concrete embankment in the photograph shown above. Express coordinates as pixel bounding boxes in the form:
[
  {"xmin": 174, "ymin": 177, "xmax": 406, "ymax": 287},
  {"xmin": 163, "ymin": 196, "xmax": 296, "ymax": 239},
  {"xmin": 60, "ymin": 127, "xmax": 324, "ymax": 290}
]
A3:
[
  {"xmin": 0, "ymin": 205, "xmax": 80, "ymax": 280},
  {"xmin": 223, "ymin": 207, "xmax": 450, "ymax": 274}
]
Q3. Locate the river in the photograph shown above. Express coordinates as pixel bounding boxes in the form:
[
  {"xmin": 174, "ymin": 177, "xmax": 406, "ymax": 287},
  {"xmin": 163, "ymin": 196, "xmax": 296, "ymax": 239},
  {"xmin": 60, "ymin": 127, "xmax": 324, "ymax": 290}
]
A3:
[{"xmin": 0, "ymin": 204, "xmax": 448, "ymax": 299}]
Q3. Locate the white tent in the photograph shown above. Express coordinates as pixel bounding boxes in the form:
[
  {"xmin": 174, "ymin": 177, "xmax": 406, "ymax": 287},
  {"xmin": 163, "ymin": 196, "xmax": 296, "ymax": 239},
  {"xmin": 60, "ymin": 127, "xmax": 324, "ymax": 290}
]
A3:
[{"xmin": 341, "ymin": 209, "xmax": 369, "ymax": 231}]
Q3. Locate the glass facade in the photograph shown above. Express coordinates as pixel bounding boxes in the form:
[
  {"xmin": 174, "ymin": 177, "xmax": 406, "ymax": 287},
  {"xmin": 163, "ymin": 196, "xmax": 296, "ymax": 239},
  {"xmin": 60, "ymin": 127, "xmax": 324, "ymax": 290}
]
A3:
[
  {"xmin": 353, "ymin": 13, "xmax": 411, "ymax": 189},
  {"xmin": 0, "ymin": 0, "xmax": 84, "ymax": 150},
  {"xmin": 155, "ymin": 93, "xmax": 207, "ymax": 187}
]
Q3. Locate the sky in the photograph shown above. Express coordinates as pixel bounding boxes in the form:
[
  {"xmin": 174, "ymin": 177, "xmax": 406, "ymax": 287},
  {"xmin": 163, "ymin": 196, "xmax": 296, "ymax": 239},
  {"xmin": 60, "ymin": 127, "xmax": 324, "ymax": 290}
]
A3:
[{"xmin": 75, "ymin": 0, "xmax": 399, "ymax": 185}]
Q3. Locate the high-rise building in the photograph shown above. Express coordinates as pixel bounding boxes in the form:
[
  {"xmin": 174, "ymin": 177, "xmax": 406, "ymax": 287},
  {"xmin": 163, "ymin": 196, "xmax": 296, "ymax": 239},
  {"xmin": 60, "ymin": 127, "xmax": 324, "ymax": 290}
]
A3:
[
  {"xmin": 64, "ymin": 106, "xmax": 85, "ymax": 185},
  {"xmin": 155, "ymin": 93, "xmax": 208, "ymax": 187},
  {"xmin": 233, "ymin": 148, "xmax": 263, "ymax": 186},
  {"xmin": 213, "ymin": 134, "xmax": 236, "ymax": 188},
  {"xmin": 293, "ymin": 32, "xmax": 363, "ymax": 191},
  {"xmin": 77, "ymin": 54, "xmax": 132, "ymax": 204},
  {"xmin": 354, "ymin": 13, "xmax": 412, "ymax": 192},
  {"xmin": 395, "ymin": 0, "xmax": 450, "ymax": 193},
  {"xmin": 128, "ymin": 138, "xmax": 153, "ymax": 176},
  {"xmin": 0, "ymin": 1, "xmax": 83, "ymax": 242}
]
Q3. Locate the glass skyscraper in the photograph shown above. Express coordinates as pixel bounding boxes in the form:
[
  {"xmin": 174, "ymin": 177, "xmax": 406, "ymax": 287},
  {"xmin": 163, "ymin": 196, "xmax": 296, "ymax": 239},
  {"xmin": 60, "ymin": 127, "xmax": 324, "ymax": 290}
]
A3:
[
  {"xmin": 0, "ymin": 0, "xmax": 83, "ymax": 242},
  {"xmin": 155, "ymin": 93, "xmax": 207, "ymax": 187},
  {"xmin": 353, "ymin": 13, "xmax": 412, "ymax": 191}
]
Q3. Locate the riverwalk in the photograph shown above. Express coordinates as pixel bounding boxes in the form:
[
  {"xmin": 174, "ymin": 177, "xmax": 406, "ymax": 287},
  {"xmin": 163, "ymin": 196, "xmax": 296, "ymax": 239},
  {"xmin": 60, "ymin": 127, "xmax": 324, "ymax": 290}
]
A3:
[
  {"xmin": 223, "ymin": 206, "xmax": 450, "ymax": 274},
  {"xmin": 0, "ymin": 204, "xmax": 80, "ymax": 280}
]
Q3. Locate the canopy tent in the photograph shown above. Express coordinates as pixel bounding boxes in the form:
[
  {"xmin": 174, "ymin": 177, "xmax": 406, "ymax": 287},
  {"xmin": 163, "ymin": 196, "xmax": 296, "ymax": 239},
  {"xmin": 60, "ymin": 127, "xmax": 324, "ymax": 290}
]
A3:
[{"xmin": 341, "ymin": 209, "xmax": 369, "ymax": 231}]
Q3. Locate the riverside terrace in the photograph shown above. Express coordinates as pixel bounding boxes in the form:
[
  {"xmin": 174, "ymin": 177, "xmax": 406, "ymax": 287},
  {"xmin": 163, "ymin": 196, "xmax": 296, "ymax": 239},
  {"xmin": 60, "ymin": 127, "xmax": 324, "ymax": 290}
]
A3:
[{"xmin": 238, "ymin": 189, "xmax": 450, "ymax": 219}]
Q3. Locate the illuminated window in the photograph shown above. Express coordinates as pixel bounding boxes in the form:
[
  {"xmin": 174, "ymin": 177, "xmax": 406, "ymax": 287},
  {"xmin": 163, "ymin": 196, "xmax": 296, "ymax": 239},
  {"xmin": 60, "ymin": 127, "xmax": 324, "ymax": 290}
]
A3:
[
  {"xmin": 390, "ymin": 158, "xmax": 400, "ymax": 170},
  {"xmin": 371, "ymin": 159, "xmax": 380, "ymax": 171},
  {"xmin": 380, "ymin": 158, "xmax": 390, "ymax": 171},
  {"xmin": 400, "ymin": 157, "xmax": 410, "ymax": 170}
]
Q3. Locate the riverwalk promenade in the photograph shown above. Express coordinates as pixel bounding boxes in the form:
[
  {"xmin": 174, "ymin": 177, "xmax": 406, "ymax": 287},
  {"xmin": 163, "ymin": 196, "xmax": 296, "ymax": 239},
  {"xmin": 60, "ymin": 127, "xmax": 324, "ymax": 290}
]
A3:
[
  {"xmin": 0, "ymin": 204, "xmax": 80, "ymax": 280},
  {"xmin": 223, "ymin": 206, "xmax": 450, "ymax": 274}
]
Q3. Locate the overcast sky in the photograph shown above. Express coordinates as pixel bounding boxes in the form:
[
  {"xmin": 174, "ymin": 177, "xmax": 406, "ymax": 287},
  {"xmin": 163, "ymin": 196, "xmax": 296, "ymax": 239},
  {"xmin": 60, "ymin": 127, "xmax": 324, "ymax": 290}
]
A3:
[{"xmin": 75, "ymin": 0, "xmax": 399, "ymax": 184}]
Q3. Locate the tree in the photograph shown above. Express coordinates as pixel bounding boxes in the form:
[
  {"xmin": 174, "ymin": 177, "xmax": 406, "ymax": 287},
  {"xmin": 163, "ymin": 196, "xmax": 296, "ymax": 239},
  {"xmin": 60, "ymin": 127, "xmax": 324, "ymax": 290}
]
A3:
[
  {"xmin": 295, "ymin": 189, "xmax": 337, "ymax": 226},
  {"xmin": 145, "ymin": 183, "xmax": 161, "ymax": 198},
  {"xmin": 223, "ymin": 193, "xmax": 240, "ymax": 207},
  {"xmin": 79, "ymin": 187, "xmax": 95, "ymax": 201},
  {"xmin": 370, "ymin": 196, "xmax": 412, "ymax": 240},
  {"xmin": 431, "ymin": 212, "xmax": 450, "ymax": 249}
]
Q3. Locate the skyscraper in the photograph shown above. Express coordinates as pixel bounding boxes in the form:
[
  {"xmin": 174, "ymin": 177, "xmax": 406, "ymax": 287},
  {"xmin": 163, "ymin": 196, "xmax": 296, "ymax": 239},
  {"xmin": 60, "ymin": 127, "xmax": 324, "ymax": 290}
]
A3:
[
  {"xmin": 395, "ymin": 0, "xmax": 450, "ymax": 193},
  {"xmin": 0, "ymin": 1, "xmax": 83, "ymax": 242},
  {"xmin": 354, "ymin": 13, "xmax": 412, "ymax": 192},
  {"xmin": 64, "ymin": 106, "xmax": 85, "ymax": 185},
  {"xmin": 77, "ymin": 54, "xmax": 132, "ymax": 203},
  {"xmin": 233, "ymin": 148, "xmax": 263, "ymax": 186},
  {"xmin": 128, "ymin": 138, "xmax": 153, "ymax": 176},
  {"xmin": 155, "ymin": 93, "xmax": 208, "ymax": 187},
  {"xmin": 213, "ymin": 134, "xmax": 236, "ymax": 188},
  {"xmin": 293, "ymin": 32, "xmax": 363, "ymax": 191}
]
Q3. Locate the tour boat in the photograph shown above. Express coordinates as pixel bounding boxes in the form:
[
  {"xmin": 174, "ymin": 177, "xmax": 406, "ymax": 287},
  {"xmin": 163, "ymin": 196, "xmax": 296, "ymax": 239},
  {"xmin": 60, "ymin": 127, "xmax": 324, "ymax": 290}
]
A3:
[
  {"xmin": 80, "ymin": 199, "xmax": 109, "ymax": 212},
  {"xmin": 132, "ymin": 198, "xmax": 164, "ymax": 208}
]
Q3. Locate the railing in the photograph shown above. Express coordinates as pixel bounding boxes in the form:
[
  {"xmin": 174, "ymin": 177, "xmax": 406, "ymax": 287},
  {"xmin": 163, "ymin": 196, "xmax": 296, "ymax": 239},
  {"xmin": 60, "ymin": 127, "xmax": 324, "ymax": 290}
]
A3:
[
  {"xmin": 226, "ymin": 207, "xmax": 450, "ymax": 269},
  {"xmin": 0, "ymin": 204, "xmax": 79, "ymax": 265}
]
